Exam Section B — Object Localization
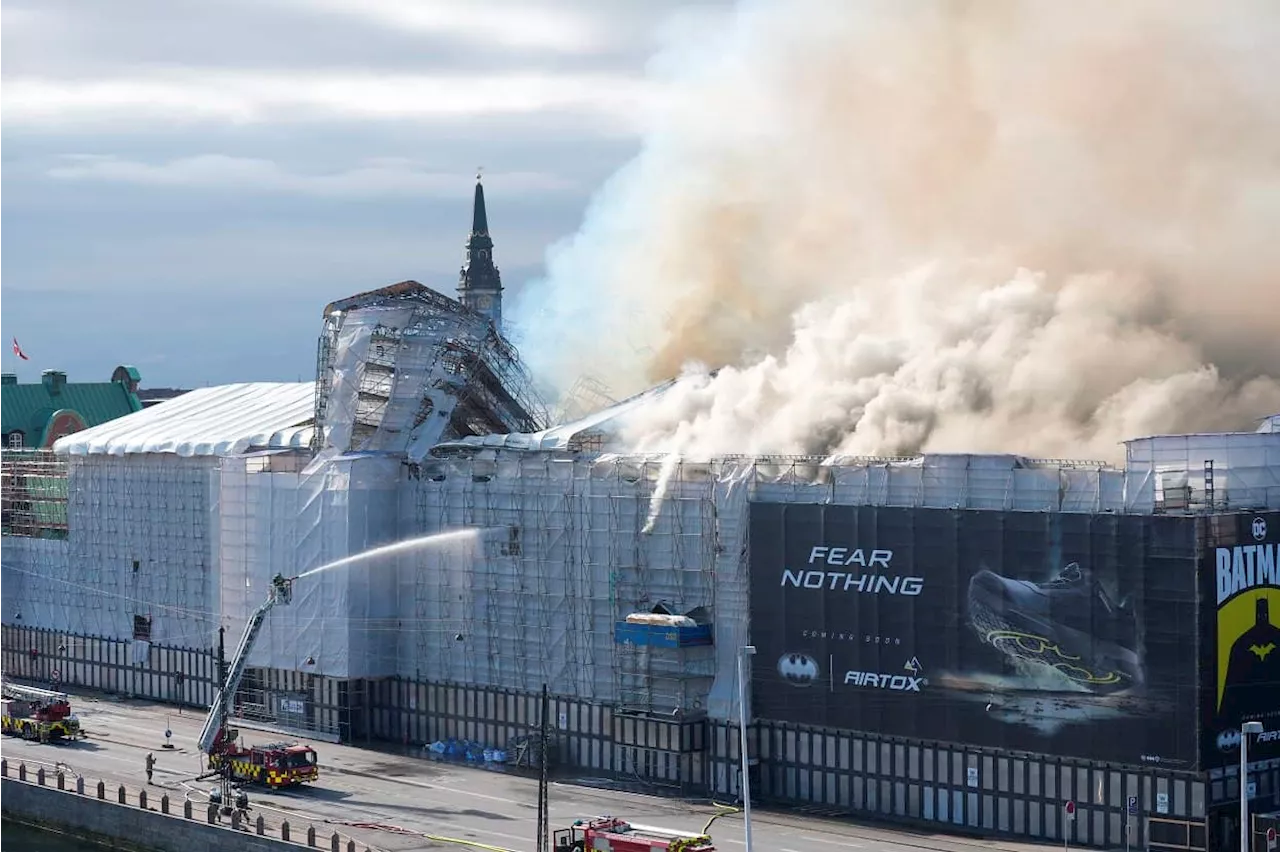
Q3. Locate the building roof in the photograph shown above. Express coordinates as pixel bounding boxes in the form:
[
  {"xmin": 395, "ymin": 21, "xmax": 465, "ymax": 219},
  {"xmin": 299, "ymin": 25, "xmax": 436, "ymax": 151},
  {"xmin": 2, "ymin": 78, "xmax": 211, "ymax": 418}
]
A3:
[
  {"xmin": 53, "ymin": 382, "xmax": 316, "ymax": 457},
  {"xmin": 431, "ymin": 379, "xmax": 679, "ymax": 454},
  {"xmin": 1, "ymin": 368, "xmax": 143, "ymax": 448}
]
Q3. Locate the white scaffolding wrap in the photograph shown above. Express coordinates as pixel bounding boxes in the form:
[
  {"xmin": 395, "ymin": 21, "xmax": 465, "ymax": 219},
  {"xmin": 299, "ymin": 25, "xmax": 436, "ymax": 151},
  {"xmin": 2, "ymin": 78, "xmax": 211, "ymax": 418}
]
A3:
[
  {"xmin": 313, "ymin": 283, "xmax": 549, "ymax": 461},
  {"xmin": 217, "ymin": 451, "xmax": 401, "ymax": 678},
  {"xmin": 399, "ymin": 454, "xmax": 721, "ymax": 712},
  {"xmin": 1, "ymin": 454, "xmax": 220, "ymax": 649}
]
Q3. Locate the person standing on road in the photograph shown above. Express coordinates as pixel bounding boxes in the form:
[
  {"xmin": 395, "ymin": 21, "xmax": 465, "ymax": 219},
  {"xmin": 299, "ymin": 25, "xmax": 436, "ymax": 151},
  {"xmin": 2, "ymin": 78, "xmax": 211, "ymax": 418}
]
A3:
[{"xmin": 145, "ymin": 752, "xmax": 155, "ymax": 784}]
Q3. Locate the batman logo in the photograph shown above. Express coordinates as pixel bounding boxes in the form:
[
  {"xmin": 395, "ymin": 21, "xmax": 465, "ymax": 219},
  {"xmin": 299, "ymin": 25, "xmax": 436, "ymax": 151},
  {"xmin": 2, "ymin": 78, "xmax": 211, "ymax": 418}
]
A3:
[
  {"xmin": 1249, "ymin": 642, "xmax": 1276, "ymax": 661},
  {"xmin": 778, "ymin": 653, "xmax": 820, "ymax": 687},
  {"xmin": 1218, "ymin": 729, "xmax": 1242, "ymax": 751}
]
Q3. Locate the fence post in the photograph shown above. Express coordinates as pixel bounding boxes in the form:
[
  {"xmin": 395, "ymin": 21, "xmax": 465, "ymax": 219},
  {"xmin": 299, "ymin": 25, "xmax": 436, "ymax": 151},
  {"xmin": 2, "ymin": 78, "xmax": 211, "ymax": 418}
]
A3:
[
  {"xmin": 97, "ymin": 780, "xmax": 105, "ymax": 800},
  {"xmin": 184, "ymin": 800, "xmax": 193, "ymax": 819},
  {"xmin": 57, "ymin": 772, "xmax": 66, "ymax": 790},
  {"xmin": 281, "ymin": 821, "xmax": 291, "ymax": 842},
  {"xmin": 207, "ymin": 804, "xmax": 218, "ymax": 824},
  {"xmin": 161, "ymin": 794, "xmax": 170, "ymax": 814},
  {"xmin": 37, "ymin": 768, "xmax": 46, "ymax": 785},
  {"xmin": 332, "ymin": 832, "xmax": 341, "ymax": 851},
  {"xmin": 18, "ymin": 763, "xmax": 26, "ymax": 781},
  {"xmin": 1, "ymin": 758, "xmax": 7, "ymax": 776},
  {"xmin": 76, "ymin": 777, "xmax": 85, "ymax": 795},
  {"xmin": 139, "ymin": 790, "xmax": 148, "ymax": 810},
  {"xmin": 257, "ymin": 815, "xmax": 266, "ymax": 835},
  {"xmin": 118, "ymin": 785, "xmax": 127, "ymax": 804},
  {"xmin": 307, "ymin": 825, "xmax": 317, "ymax": 846},
  {"xmin": 232, "ymin": 811, "xmax": 242, "ymax": 830}
]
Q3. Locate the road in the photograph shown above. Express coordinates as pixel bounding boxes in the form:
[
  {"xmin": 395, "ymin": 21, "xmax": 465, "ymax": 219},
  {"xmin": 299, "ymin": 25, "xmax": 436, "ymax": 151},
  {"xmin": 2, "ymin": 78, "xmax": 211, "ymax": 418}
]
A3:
[{"xmin": 1, "ymin": 689, "xmax": 1055, "ymax": 852}]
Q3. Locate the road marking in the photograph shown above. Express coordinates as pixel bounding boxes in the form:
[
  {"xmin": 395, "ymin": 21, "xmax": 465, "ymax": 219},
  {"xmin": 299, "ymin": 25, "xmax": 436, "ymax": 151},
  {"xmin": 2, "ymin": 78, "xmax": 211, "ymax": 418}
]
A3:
[
  {"xmin": 715, "ymin": 834, "xmax": 863, "ymax": 849},
  {"xmin": 801, "ymin": 835, "xmax": 866, "ymax": 848}
]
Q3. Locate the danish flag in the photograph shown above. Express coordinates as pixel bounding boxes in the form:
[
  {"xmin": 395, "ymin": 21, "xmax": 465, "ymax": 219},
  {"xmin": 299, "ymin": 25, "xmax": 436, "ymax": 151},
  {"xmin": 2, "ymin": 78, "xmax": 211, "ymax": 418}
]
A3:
[{"xmin": 12, "ymin": 338, "xmax": 30, "ymax": 360}]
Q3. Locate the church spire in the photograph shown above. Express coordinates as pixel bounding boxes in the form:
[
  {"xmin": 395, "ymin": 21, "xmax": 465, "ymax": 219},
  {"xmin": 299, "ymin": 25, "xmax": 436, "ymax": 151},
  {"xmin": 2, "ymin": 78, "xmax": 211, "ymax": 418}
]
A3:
[
  {"xmin": 471, "ymin": 174, "xmax": 489, "ymax": 235},
  {"xmin": 458, "ymin": 172, "xmax": 503, "ymax": 329}
]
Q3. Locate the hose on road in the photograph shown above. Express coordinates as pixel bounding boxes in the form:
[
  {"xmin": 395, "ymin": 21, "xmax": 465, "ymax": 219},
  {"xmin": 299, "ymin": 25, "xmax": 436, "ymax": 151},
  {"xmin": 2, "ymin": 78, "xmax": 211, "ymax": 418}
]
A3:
[{"xmin": 703, "ymin": 801, "xmax": 742, "ymax": 835}]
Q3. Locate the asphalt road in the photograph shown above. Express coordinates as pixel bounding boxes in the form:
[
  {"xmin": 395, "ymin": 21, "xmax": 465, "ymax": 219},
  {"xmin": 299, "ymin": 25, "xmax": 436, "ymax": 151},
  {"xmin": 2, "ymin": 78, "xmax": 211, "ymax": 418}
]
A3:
[{"xmin": 1, "ymin": 689, "xmax": 1054, "ymax": 852}]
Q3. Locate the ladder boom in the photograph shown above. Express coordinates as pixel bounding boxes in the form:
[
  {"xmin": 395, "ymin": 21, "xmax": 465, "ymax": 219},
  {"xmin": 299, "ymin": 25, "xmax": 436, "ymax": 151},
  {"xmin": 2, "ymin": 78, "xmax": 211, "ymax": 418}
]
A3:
[
  {"xmin": 2, "ymin": 682, "xmax": 71, "ymax": 704},
  {"xmin": 198, "ymin": 574, "xmax": 294, "ymax": 754}
]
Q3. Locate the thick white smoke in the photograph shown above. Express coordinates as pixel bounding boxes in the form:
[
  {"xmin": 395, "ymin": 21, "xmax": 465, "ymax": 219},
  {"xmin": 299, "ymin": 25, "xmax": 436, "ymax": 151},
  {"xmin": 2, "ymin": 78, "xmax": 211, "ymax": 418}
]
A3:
[{"xmin": 512, "ymin": 0, "xmax": 1280, "ymax": 462}]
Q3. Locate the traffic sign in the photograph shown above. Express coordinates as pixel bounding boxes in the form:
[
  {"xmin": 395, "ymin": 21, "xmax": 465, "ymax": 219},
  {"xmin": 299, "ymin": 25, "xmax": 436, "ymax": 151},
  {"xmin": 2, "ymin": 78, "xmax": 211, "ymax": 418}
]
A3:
[
  {"xmin": 1065, "ymin": 800, "xmax": 1076, "ymax": 818},
  {"xmin": 1127, "ymin": 795, "xmax": 1138, "ymax": 816}
]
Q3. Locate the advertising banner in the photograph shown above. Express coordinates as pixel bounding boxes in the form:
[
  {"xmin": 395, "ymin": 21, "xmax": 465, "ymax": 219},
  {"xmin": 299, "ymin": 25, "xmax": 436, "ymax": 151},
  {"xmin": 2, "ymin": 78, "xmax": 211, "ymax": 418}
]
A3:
[
  {"xmin": 1202, "ymin": 511, "xmax": 1280, "ymax": 769},
  {"xmin": 749, "ymin": 503, "xmax": 1200, "ymax": 768}
]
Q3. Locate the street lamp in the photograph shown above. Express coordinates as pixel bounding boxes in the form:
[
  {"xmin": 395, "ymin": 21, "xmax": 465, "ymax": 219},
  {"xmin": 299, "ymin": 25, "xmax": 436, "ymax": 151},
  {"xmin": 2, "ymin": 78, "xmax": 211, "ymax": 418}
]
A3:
[
  {"xmin": 737, "ymin": 645, "xmax": 757, "ymax": 852},
  {"xmin": 1241, "ymin": 721, "xmax": 1264, "ymax": 852}
]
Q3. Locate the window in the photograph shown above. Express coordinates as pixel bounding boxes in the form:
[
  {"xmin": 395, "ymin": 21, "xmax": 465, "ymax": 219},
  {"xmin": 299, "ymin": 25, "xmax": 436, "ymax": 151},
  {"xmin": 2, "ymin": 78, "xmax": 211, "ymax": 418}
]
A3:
[
  {"xmin": 7, "ymin": 431, "xmax": 24, "ymax": 449},
  {"xmin": 132, "ymin": 616, "xmax": 152, "ymax": 641}
]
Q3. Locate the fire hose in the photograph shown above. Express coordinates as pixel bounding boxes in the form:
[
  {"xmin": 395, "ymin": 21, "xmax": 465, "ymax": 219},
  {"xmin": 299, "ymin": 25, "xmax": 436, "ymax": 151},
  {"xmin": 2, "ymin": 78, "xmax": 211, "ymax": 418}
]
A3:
[{"xmin": 703, "ymin": 801, "xmax": 742, "ymax": 835}]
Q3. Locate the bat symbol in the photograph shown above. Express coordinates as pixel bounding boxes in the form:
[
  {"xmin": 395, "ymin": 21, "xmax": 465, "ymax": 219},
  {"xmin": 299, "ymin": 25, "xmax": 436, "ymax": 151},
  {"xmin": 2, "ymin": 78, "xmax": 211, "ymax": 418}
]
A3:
[{"xmin": 1249, "ymin": 642, "xmax": 1276, "ymax": 660}]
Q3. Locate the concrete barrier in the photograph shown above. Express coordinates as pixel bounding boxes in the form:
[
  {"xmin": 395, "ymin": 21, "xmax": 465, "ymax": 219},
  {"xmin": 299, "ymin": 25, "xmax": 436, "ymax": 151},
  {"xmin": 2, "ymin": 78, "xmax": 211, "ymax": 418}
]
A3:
[{"xmin": 1, "ymin": 764, "xmax": 372, "ymax": 852}]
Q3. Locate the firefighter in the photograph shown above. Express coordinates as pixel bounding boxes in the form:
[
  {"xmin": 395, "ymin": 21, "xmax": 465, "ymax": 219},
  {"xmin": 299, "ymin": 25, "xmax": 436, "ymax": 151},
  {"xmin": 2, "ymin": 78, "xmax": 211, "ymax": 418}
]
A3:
[{"xmin": 145, "ymin": 752, "xmax": 156, "ymax": 785}]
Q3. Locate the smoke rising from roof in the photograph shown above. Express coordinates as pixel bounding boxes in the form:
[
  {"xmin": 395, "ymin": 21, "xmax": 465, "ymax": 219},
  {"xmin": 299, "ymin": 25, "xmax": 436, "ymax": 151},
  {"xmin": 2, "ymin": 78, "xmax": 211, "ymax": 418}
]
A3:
[{"xmin": 513, "ymin": 0, "xmax": 1280, "ymax": 461}]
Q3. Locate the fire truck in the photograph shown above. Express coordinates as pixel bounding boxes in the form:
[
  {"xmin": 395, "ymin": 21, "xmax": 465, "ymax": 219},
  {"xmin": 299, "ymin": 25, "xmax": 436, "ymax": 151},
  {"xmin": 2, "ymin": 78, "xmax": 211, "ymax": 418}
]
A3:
[
  {"xmin": 553, "ymin": 817, "xmax": 716, "ymax": 852},
  {"xmin": 206, "ymin": 733, "xmax": 319, "ymax": 789},
  {"xmin": 198, "ymin": 574, "xmax": 319, "ymax": 790},
  {"xmin": 1, "ymin": 681, "xmax": 84, "ymax": 743}
]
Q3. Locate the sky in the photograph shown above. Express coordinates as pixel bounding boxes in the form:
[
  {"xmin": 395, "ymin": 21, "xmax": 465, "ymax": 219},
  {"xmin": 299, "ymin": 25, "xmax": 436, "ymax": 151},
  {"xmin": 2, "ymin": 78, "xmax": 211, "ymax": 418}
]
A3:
[{"xmin": 1, "ymin": 0, "xmax": 727, "ymax": 388}]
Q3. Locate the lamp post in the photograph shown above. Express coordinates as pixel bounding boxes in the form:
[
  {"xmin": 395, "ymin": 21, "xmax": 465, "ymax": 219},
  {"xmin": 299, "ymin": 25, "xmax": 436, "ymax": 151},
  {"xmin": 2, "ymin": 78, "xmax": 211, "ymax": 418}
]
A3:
[
  {"xmin": 1242, "ymin": 721, "xmax": 1263, "ymax": 852},
  {"xmin": 737, "ymin": 645, "xmax": 757, "ymax": 852}
]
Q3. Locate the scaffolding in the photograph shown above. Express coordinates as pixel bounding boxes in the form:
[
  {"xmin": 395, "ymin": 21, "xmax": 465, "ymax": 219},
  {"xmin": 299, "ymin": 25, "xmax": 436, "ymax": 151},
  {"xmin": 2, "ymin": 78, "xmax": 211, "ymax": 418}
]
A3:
[
  {"xmin": 402, "ymin": 453, "xmax": 730, "ymax": 716},
  {"xmin": 554, "ymin": 375, "xmax": 617, "ymax": 424},
  {"xmin": 312, "ymin": 281, "xmax": 550, "ymax": 459},
  {"xmin": 1123, "ymin": 432, "xmax": 1280, "ymax": 513},
  {"xmin": 1, "ymin": 450, "xmax": 69, "ymax": 539}
]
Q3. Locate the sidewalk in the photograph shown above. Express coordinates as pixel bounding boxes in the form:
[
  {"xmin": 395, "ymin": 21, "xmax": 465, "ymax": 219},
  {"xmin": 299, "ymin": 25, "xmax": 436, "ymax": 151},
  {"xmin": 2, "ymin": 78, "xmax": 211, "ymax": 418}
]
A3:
[{"xmin": 0, "ymin": 756, "xmax": 377, "ymax": 851}]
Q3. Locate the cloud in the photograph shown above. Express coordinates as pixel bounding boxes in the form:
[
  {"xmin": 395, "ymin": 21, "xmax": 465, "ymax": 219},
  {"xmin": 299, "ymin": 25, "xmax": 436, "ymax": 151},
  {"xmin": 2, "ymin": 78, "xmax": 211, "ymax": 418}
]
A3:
[
  {"xmin": 45, "ymin": 154, "xmax": 575, "ymax": 199},
  {"xmin": 4, "ymin": 70, "xmax": 662, "ymax": 133},
  {"xmin": 290, "ymin": 0, "xmax": 608, "ymax": 54},
  {"xmin": 0, "ymin": 0, "xmax": 718, "ymax": 388}
]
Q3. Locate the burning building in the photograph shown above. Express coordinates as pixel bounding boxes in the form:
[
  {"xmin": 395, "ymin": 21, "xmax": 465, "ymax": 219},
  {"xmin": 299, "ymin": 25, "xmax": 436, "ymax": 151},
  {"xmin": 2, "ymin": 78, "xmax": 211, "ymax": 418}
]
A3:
[{"xmin": 3, "ymin": 177, "xmax": 1279, "ymax": 852}]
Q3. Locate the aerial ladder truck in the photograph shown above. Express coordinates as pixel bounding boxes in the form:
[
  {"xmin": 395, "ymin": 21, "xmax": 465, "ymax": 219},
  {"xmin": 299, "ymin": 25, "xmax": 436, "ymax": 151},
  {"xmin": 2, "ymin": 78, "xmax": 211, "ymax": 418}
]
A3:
[
  {"xmin": 197, "ymin": 574, "xmax": 319, "ymax": 801},
  {"xmin": 1, "ymin": 681, "xmax": 84, "ymax": 743}
]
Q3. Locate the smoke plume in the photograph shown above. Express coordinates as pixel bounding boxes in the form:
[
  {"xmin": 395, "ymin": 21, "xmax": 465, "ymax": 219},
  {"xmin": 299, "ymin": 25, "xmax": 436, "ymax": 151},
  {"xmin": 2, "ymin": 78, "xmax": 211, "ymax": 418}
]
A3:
[{"xmin": 513, "ymin": 0, "xmax": 1280, "ymax": 462}]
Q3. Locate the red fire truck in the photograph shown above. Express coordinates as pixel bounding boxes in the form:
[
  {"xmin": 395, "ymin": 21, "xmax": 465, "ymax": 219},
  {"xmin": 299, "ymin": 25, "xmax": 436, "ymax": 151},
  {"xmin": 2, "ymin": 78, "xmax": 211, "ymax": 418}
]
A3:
[
  {"xmin": 1, "ymin": 681, "xmax": 84, "ymax": 743},
  {"xmin": 553, "ymin": 817, "xmax": 716, "ymax": 852},
  {"xmin": 206, "ymin": 731, "xmax": 319, "ymax": 789}
]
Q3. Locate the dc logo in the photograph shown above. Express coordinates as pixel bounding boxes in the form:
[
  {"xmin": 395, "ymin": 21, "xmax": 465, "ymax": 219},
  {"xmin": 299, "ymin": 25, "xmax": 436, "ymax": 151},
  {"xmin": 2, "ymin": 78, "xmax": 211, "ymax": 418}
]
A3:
[{"xmin": 1253, "ymin": 517, "xmax": 1268, "ymax": 542}]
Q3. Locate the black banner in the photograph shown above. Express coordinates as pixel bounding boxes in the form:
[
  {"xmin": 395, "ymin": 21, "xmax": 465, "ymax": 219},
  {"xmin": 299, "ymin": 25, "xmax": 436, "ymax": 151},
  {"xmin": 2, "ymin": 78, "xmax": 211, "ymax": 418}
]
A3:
[
  {"xmin": 1201, "ymin": 511, "xmax": 1280, "ymax": 770},
  {"xmin": 749, "ymin": 503, "xmax": 1199, "ymax": 768}
]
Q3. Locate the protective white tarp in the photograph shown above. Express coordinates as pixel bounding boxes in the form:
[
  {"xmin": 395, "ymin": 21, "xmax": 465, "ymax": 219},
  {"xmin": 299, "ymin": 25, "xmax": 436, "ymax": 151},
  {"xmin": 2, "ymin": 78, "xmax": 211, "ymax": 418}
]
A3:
[
  {"xmin": 318, "ymin": 301, "xmax": 519, "ymax": 460},
  {"xmin": 1124, "ymin": 431, "xmax": 1280, "ymax": 512},
  {"xmin": 400, "ymin": 455, "xmax": 723, "ymax": 712},
  {"xmin": 54, "ymin": 383, "xmax": 315, "ymax": 457},
  {"xmin": 0, "ymin": 454, "xmax": 221, "ymax": 648},
  {"xmin": 217, "ymin": 451, "xmax": 401, "ymax": 679}
]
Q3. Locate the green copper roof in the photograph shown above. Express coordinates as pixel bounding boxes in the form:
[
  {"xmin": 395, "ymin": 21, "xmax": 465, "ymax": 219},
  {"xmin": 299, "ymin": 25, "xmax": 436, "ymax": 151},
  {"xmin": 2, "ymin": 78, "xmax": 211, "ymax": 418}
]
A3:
[{"xmin": 1, "ymin": 370, "xmax": 143, "ymax": 448}]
